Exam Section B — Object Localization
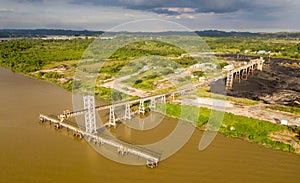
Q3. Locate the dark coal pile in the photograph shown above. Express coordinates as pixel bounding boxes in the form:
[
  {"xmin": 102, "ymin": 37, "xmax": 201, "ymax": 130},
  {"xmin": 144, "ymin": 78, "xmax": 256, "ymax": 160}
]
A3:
[{"xmin": 220, "ymin": 55, "xmax": 300, "ymax": 106}]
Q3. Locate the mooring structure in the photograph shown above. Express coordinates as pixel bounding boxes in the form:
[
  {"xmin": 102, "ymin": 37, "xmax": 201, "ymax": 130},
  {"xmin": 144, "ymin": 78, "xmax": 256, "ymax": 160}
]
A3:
[{"xmin": 39, "ymin": 83, "xmax": 204, "ymax": 168}]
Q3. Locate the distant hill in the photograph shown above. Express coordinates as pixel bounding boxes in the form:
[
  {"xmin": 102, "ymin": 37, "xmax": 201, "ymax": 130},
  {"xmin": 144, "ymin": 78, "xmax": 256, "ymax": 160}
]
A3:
[
  {"xmin": 195, "ymin": 30, "xmax": 300, "ymax": 38},
  {"xmin": 0, "ymin": 29, "xmax": 299, "ymax": 38},
  {"xmin": 195, "ymin": 30, "xmax": 261, "ymax": 37},
  {"xmin": 0, "ymin": 29, "xmax": 104, "ymax": 38}
]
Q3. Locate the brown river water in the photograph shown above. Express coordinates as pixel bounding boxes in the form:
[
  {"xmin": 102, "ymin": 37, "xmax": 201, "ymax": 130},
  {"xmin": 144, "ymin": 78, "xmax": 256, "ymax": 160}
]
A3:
[{"xmin": 0, "ymin": 67, "xmax": 299, "ymax": 183}]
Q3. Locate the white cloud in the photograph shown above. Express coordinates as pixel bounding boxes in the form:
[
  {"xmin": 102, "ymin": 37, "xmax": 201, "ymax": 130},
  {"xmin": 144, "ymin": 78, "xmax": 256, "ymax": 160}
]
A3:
[
  {"xmin": 0, "ymin": 0, "xmax": 299, "ymax": 31},
  {"xmin": 165, "ymin": 7, "xmax": 196, "ymax": 13}
]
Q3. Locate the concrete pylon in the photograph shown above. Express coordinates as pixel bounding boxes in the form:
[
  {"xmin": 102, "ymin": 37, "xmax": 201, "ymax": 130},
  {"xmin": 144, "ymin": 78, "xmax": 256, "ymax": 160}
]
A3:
[
  {"xmin": 124, "ymin": 103, "xmax": 131, "ymax": 120},
  {"xmin": 171, "ymin": 93, "xmax": 175, "ymax": 101},
  {"xmin": 149, "ymin": 98, "xmax": 156, "ymax": 109},
  {"xmin": 138, "ymin": 100, "xmax": 145, "ymax": 115},
  {"xmin": 241, "ymin": 68, "xmax": 248, "ymax": 80},
  {"xmin": 109, "ymin": 106, "xmax": 116, "ymax": 127},
  {"xmin": 235, "ymin": 70, "xmax": 241, "ymax": 83},
  {"xmin": 249, "ymin": 65, "xmax": 254, "ymax": 76},
  {"xmin": 257, "ymin": 58, "xmax": 264, "ymax": 71},
  {"xmin": 226, "ymin": 72, "xmax": 234, "ymax": 90},
  {"xmin": 161, "ymin": 95, "xmax": 166, "ymax": 103}
]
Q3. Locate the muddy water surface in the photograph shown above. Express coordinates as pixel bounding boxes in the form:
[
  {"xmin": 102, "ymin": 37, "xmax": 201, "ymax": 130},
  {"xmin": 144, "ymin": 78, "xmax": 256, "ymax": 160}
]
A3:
[{"xmin": 0, "ymin": 67, "xmax": 299, "ymax": 183}]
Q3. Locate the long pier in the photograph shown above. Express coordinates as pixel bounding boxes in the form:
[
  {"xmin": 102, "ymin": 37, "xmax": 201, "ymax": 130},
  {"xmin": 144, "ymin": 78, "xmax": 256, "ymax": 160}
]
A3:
[
  {"xmin": 39, "ymin": 114, "xmax": 160, "ymax": 168},
  {"xmin": 40, "ymin": 83, "xmax": 207, "ymax": 168},
  {"xmin": 61, "ymin": 83, "xmax": 204, "ymax": 121}
]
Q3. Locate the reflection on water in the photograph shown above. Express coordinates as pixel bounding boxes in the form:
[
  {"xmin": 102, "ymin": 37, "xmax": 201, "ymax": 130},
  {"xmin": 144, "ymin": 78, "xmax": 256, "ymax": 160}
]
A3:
[{"xmin": 0, "ymin": 67, "xmax": 299, "ymax": 183}]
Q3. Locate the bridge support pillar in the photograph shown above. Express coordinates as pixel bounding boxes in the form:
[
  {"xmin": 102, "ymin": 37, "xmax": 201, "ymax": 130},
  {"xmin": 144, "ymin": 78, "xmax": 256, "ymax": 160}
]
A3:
[
  {"xmin": 257, "ymin": 63, "xmax": 263, "ymax": 71},
  {"xmin": 179, "ymin": 91, "xmax": 185, "ymax": 96},
  {"xmin": 171, "ymin": 93, "xmax": 175, "ymax": 101},
  {"xmin": 257, "ymin": 60, "xmax": 263, "ymax": 71},
  {"xmin": 257, "ymin": 58, "xmax": 264, "ymax": 71},
  {"xmin": 161, "ymin": 95, "xmax": 166, "ymax": 103},
  {"xmin": 241, "ymin": 68, "xmax": 248, "ymax": 80},
  {"xmin": 109, "ymin": 106, "xmax": 116, "ymax": 127},
  {"xmin": 139, "ymin": 100, "xmax": 145, "ymax": 115},
  {"xmin": 124, "ymin": 103, "xmax": 131, "ymax": 120},
  {"xmin": 226, "ymin": 72, "xmax": 234, "ymax": 90},
  {"xmin": 146, "ymin": 159, "xmax": 158, "ymax": 168},
  {"xmin": 149, "ymin": 98, "xmax": 156, "ymax": 110},
  {"xmin": 235, "ymin": 70, "xmax": 241, "ymax": 83},
  {"xmin": 83, "ymin": 95, "xmax": 96, "ymax": 134},
  {"xmin": 249, "ymin": 65, "xmax": 254, "ymax": 76}
]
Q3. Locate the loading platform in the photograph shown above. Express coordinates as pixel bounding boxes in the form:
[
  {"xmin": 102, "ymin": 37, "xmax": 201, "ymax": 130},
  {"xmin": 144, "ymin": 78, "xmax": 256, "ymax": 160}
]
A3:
[{"xmin": 39, "ymin": 114, "xmax": 160, "ymax": 168}]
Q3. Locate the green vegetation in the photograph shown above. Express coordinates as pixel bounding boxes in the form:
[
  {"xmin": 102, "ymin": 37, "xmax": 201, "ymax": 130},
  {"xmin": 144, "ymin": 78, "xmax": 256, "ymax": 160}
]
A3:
[
  {"xmin": 265, "ymin": 105, "xmax": 300, "ymax": 115},
  {"xmin": 227, "ymin": 97, "xmax": 262, "ymax": 106},
  {"xmin": 94, "ymin": 86, "xmax": 134, "ymax": 102},
  {"xmin": 1, "ymin": 36, "xmax": 298, "ymax": 76},
  {"xmin": 204, "ymin": 37, "xmax": 300, "ymax": 59},
  {"xmin": 219, "ymin": 62, "xmax": 229, "ymax": 69},
  {"xmin": 99, "ymin": 40, "xmax": 195, "ymax": 76},
  {"xmin": 43, "ymin": 72, "xmax": 62, "ymax": 79},
  {"xmin": 0, "ymin": 38, "xmax": 93, "ymax": 73},
  {"xmin": 174, "ymin": 55, "xmax": 197, "ymax": 66},
  {"xmin": 110, "ymin": 40, "xmax": 185, "ymax": 60},
  {"xmin": 160, "ymin": 103, "xmax": 295, "ymax": 153},
  {"xmin": 192, "ymin": 70, "xmax": 205, "ymax": 77},
  {"xmin": 133, "ymin": 74, "xmax": 161, "ymax": 91}
]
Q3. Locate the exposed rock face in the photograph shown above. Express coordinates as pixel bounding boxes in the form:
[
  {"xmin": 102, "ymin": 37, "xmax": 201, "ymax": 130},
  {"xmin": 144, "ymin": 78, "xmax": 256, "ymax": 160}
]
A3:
[
  {"xmin": 260, "ymin": 90, "xmax": 300, "ymax": 106},
  {"xmin": 221, "ymin": 55, "xmax": 300, "ymax": 107}
]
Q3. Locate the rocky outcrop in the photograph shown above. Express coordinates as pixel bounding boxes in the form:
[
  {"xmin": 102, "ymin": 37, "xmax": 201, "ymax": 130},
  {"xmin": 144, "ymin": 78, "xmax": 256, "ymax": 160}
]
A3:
[{"xmin": 260, "ymin": 90, "xmax": 300, "ymax": 106}]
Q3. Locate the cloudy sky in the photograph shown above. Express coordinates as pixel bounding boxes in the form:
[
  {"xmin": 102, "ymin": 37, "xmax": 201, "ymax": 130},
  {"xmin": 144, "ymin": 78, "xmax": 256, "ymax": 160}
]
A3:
[{"xmin": 0, "ymin": 0, "xmax": 299, "ymax": 32}]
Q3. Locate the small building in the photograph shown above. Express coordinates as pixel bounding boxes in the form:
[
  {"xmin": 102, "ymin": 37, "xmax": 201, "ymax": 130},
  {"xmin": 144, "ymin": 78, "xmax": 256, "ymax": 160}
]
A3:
[
  {"xmin": 190, "ymin": 63, "xmax": 204, "ymax": 69},
  {"xmin": 175, "ymin": 68, "xmax": 184, "ymax": 74},
  {"xmin": 222, "ymin": 65, "xmax": 234, "ymax": 71},
  {"xmin": 281, "ymin": 119, "xmax": 288, "ymax": 126},
  {"xmin": 199, "ymin": 77, "xmax": 206, "ymax": 83},
  {"xmin": 257, "ymin": 50, "xmax": 267, "ymax": 54},
  {"xmin": 100, "ymin": 36, "xmax": 114, "ymax": 40},
  {"xmin": 190, "ymin": 63, "xmax": 217, "ymax": 71}
]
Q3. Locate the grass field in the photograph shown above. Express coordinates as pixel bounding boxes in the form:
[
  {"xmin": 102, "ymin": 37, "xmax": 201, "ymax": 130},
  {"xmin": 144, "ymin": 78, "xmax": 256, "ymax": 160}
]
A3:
[
  {"xmin": 265, "ymin": 105, "xmax": 300, "ymax": 115},
  {"xmin": 157, "ymin": 103, "xmax": 297, "ymax": 153}
]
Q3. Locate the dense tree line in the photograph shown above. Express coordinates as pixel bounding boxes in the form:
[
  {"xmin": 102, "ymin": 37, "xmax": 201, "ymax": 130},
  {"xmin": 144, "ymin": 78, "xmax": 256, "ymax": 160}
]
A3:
[
  {"xmin": 109, "ymin": 40, "xmax": 185, "ymax": 60},
  {"xmin": 204, "ymin": 37, "xmax": 300, "ymax": 59},
  {"xmin": 1, "ymin": 36, "xmax": 298, "ymax": 75},
  {"xmin": 0, "ymin": 38, "xmax": 93, "ymax": 73}
]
